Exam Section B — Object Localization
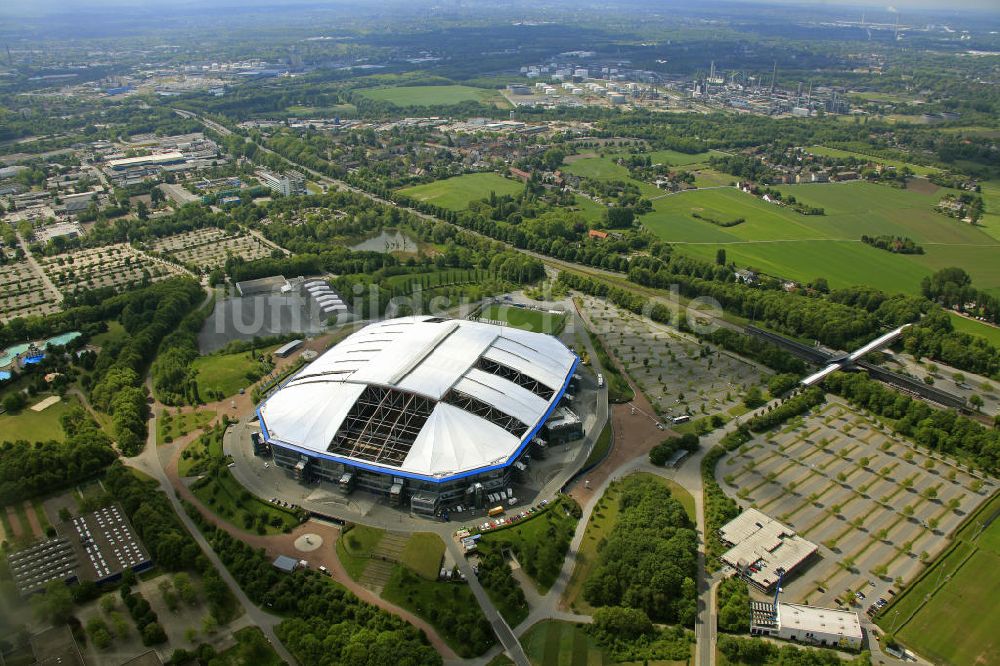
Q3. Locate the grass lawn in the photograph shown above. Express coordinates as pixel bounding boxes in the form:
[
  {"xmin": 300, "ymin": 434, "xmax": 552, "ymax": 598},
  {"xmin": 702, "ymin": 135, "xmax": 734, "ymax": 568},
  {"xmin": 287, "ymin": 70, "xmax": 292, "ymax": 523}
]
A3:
[
  {"xmin": 563, "ymin": 156, "xmax": 631, "ymax": 181},
  {"xmin": 948, "ymin": 312, "xmax": 1000, "ymax": 347},
  {"xmin": 882, "ymin": 491, "xmax": 1000, "ymax": 666},
  {"xmin": 521, "ymin": 619, "xmax": 689, "ymax": 666},
  {"xmin": 192, "ymin": 349, "xmax": 273, "ymax": 400},
  {"xmin": 567, "ymin": 195, "xmax": 606, "ymax": 223},
  {"xmin": 359, "ymin": 84, "xmax": 504, "ymax": 107},
  {"xmin": 178, "ymin": 426, "xmax": 225, "ymax": 477},
  {"xmin": 190, "ymin": 467, "xmax": 300, "ymax": 535},
  {"xmin": 382, "ymin": 267, "xmax": 482, "ymax": 289},
  {"xmin": 563, "ymin": 473, "xmax": 694, "ymax": 612},
  {"xmin": 0, "ymin": 394, "xmax": 77, "ymax": 443},
  {"xmin": 382, "ymin": 565, "xmax": 495, "ymax": 657},
  {"xmin": 648, "ymin": 149, "xmax": 719, "ymax": 167},
  {"xmin": 582, "ymin": 420, "xmax": 612, "ymax": 469},
  {"xmin": 398, "ymin": 172, "xmax": 523, "ymax": 210},
  {"xmin": 91, "ymin": 320, "xmax": 126, "ymax": 348},
  {"xmin": 805, "ymin": 145, "xmax": 940, "ymax": 176},
  {"xmin": 481, "ymin": 303, "xmax": 566, "ymax": 335},
  {"xmin": 478, "ymin": 496, "xmax": 580, "ymax": 594},
  {"xmin": 643, "ymin": 182, "xmax": 1000, "ymax": 295},
  {"xmin": 212, "ymin": 627, "xmax": 284, "ymax": 666},
  {"xmin": 158, "ymin": 409, "xmax": 215, "ymax": 445},
  {"xmin": 337, "ymin": 524, "xmax": 385, "ymax": 580},
  {"xmin": 400, "ymin": 532, "xmax": 445, "ymax": 580}
]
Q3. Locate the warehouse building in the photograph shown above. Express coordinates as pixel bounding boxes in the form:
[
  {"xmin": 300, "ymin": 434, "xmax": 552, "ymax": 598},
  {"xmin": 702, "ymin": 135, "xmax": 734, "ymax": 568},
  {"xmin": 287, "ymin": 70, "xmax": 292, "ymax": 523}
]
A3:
[{"xmin": 257, "ymin": 316, "xmax": 579, "ymax": 514}]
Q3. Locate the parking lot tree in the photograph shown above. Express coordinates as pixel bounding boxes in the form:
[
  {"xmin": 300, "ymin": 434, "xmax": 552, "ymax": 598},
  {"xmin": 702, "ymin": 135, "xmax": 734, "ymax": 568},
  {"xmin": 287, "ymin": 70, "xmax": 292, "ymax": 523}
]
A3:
[
  {"xmin": 32, "ymin": 580, "xmax": 74, "ymax": 624},
  {"xmin": 717, "ymin": 577, "xmax": 750, "ymax": 632}
]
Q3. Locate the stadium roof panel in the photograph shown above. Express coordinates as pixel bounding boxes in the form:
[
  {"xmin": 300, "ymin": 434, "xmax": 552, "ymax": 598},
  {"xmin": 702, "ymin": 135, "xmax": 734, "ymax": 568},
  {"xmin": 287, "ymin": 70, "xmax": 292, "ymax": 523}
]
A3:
[{"xmin": 258, "ymin": 316, "xmax": 577, "ymax": 481}]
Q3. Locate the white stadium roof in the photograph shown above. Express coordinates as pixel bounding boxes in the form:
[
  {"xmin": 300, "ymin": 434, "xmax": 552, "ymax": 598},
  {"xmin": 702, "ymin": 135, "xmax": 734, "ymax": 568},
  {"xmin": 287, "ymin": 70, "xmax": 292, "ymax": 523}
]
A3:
[{"xmin": 258, "ymin": 316, "xmax": 578, "ymax": 482}]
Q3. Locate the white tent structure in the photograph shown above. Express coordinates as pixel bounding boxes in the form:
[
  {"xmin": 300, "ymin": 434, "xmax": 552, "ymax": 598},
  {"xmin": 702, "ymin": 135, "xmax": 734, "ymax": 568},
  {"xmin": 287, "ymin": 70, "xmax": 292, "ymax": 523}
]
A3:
[{"xmin": 258, "ymin": 316, "xmax": 578, "ymax": 482}]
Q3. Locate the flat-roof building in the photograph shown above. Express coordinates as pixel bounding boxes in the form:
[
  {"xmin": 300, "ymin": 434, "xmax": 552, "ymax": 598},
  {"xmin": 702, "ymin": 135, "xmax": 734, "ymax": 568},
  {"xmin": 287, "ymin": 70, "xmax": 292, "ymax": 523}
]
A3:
[
  {"xmin": 751, "ymin": 600, "xmax": 863, "ymax": 650},
  {"xmin": 257, "ymin": 168, "xmax": 305, "ymax": 197},
  {"xmin": 258, "ymin": 316, "xmax": 578, "ymax": 513},
  {"xmin": 106, "ymin": 152, "xmax": 186, "ymax": 170},
  {"xmin": 719, "ymin": 508, "xmax": 817, "ymax": 591},
  {"xmin": 7, "ymin": 503, "xmax": 151, "ymax": 596}
]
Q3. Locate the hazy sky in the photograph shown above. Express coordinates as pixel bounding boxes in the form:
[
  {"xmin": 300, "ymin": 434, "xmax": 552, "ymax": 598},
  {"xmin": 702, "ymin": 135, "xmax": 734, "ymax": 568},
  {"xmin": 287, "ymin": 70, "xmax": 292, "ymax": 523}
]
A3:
[{"xmin": 9, "ymin": 0, "xmax": 1000, "ymax": 16}]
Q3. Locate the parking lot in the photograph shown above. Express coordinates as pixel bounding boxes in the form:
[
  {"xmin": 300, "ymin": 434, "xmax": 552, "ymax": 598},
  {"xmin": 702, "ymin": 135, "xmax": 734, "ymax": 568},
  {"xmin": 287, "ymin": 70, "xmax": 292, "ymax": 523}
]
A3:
[
  {"xmin": 576, "ymin": 295, "xmax": 769, "ymax": 423},
  {"xmin": 717, "ymin": 398, "xmax": 995, "ymax": 610},
  {"xmin": 0, "ymin": 259, "xmax": 60, "ymax": 323},
  {"xmin": 40, "ymin": 243, "xmax": 184, "ymax": 296},
  {"xmin": 150, "ymin": 228, "xmax": 273, "ymax": 271}
]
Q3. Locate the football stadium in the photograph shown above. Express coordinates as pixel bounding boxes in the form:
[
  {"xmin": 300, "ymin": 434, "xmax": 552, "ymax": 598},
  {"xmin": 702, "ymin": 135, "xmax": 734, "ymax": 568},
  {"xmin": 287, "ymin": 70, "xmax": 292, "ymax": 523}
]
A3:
[{"xmin": 257, "ymin": 316, "xmax": 580, "ymax": 515}]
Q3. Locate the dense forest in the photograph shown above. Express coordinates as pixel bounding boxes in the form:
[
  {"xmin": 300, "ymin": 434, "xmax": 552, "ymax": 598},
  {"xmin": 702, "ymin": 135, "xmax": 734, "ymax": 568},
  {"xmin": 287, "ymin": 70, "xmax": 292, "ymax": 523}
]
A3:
[{"xmin": 583, "ymin": 475, "xmax": 698, "ymax": 625}]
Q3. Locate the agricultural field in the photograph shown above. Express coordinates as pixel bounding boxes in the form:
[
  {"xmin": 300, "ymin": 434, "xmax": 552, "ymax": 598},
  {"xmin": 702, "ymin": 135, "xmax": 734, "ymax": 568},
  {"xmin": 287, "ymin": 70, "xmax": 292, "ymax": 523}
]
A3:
[
  {"xmin": 882, "ymin": 492, "xmax": 1000, "ymax": 666},
  {"xmin": 805, "ymin": 146, "xmax": 940, "ymax": 176},
  {"xmin": 150, "ymin": 228, "xmax": 274, "ymax": 271},
  {"xmin": 643, "ymin": 182, "xmax": 1000, "ymax": 296},
  {"xmin": 479, "ymin": 303, "xmax": 566, "ymax": 335},
  {"xmin": 577, "ymin": 295, "xmax": 767, "ymax": 425},
  {"xmin": 39, "ymin": 243, "xmax": 185, "ymax": 297},
  {"xmin": 398, "ymin": 172, "xmax": 524, "ymax": 210},
  {"xmin": 0, "ymin": 260, "xmax": 60, "ymax": 323},
  {"xmin": 716, "ymin": 399, "xmax": 995, "ymax": 610},
  {"xmin": 359, "ymin": 85, "xmax": 504, "ymax": 107}
]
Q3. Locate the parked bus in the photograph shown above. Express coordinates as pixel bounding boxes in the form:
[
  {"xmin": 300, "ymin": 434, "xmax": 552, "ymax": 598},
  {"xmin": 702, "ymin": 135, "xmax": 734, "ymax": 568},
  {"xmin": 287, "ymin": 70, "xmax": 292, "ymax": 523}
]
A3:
[{"xmin": 487, "ymin": 506, "xmax": 505, "ymax": 517}]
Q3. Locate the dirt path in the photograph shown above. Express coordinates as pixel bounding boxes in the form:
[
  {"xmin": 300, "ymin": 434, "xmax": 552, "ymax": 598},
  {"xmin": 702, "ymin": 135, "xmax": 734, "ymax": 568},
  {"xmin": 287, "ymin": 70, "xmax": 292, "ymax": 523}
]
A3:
[
  {"xmin": 21, "ymin": 501, "xmax": 43, "ymax": 538},
  {"xmin": 568, "ymin": 310, "xmax": 675, "ymax": 507},
  {"xmin": 164, "ymin": 438, "xmax": 458, "ymax": 660},
  {"xmin": 5, "ymin": 507, "xmax": 23, "ymax": 538}
]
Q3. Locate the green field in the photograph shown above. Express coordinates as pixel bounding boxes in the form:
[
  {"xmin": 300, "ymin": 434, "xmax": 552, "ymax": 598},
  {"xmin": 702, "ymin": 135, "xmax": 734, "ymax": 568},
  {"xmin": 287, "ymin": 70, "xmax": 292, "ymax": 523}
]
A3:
[
  {"xmin": 0, "ymin": 395, "xmax": 77, "ymax": 443},
  {"xmin": 949, "ymin": 314, "xmax": 1000, "ymax": 348},
  {"xmin": 477, "ymin": 496, "xmax": 579, "ymax": 594},
  {"xmin": 190, "ymin": 466, "xmax": 300, "ymax": 535},
  {"xmin": 337, "ymin": 524, "xmax": 385, "ymax": 580},
  {"xmin": 806, "ymin": 145, "xmax": 940, "ymax": 176},
  {"xmin": 212, "ymin": 627, "xmax": 284, "ymax": 666},
  {"xmin": 649, "ymin": 149, "xmax": 720, "ymax": 167},
  {"xmin": 882, "ymin": 491, "xmax": 1000, "ymax": 666},
  {"xmin": 192, "ymin": 348, "xmax": 274, "ymax": 400},
  {"xmin": 398, "ymin": 172, "xmax": 524, "ymax": 210},
  {"xmin": 158, "ymin": 409, "xmax": 215, "ymax": 444},
  {"xmin": 521, "ymin": 620, "xmax": 689, "ymax": 666},
  {"xmin": 563, "ymin": 156, "xmax": 631, "ymax": 181},
  {"xmin": 359, "ymin": 85, "xmax": 502, "ymax": 107},
  {"xmin": 399, "ymin": 532, "xmax": 445, "ymax": 580},
  {"xmin": 642, "ymin": 182, "xmax": 1000, "ymax": 296},
  {"xmin": 582, "ymin": 420, "xmax": 612, "ymax": 469},
  {"xmin": 481, "ymin": 303, "xmax": 566, "ymax": 334},
  {"xmin": 382, "ymin": 565, "xmax": 495, "ymax": 657}
]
